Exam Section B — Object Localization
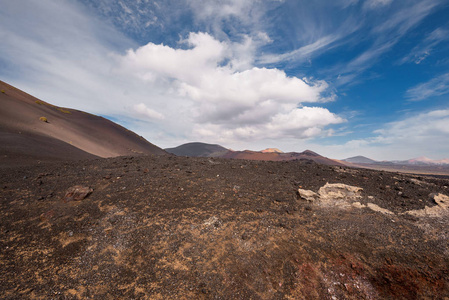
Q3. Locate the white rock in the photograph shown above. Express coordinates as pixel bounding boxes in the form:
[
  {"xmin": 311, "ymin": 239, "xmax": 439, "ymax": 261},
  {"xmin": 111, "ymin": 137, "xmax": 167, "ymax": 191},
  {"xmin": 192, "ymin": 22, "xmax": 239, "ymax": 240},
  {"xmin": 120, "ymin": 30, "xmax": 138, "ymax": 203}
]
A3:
[
  {"xmin": 298, "ymin": 189, "xmax": 319, "ymax": 202},
  {"xmin": 406, "ymin": 193, "xmax": 449, "ymax": 218}
]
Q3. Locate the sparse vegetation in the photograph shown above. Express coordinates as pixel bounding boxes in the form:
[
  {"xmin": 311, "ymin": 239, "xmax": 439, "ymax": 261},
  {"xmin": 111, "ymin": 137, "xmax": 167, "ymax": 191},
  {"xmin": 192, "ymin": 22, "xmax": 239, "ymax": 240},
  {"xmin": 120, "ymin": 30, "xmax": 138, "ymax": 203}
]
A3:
[
  {"xmin": 1, "ymin": 89, "xmax": 5, "ymax": 94},
  {"xmin": 35, "ymin": 100, "xmax": 71, "ymax": 114},
  {"xmin": 39, "ymin": 117, "xmax": 48, "ymax": 123},
  {"xmin": 57, "ymin": 107, "xmax": 71, "ymax": 114},
  {"xmin": 35, "ymin": 100, "xmax": 54, "ymax": 107}
]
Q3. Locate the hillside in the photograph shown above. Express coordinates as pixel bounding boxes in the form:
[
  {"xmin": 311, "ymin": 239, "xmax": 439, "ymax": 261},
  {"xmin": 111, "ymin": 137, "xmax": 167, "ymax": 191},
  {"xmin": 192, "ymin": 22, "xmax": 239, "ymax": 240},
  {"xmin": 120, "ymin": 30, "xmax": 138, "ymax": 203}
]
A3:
[
  {"xmin": 0, "ymin": 81, "xmax": 166, "ymax": 165},
  {"xmin": 165, "ymin": 142, "xmax": 228, "ymax": 157},
  {"xmin": 222, "ymin": 149, "xmax": 346, "ymax": 166},
  {"xmin": 343, "ymin": 156, "xmax": 378, "ymax": 164}
]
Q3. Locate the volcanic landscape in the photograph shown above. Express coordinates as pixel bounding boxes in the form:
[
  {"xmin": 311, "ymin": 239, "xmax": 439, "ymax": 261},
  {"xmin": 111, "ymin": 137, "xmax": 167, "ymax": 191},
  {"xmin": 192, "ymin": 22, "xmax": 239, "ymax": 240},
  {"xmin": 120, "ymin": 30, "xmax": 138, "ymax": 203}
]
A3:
[{"xmin": 1, "ymin": 81, "xmax": 449, "ymax": 299}]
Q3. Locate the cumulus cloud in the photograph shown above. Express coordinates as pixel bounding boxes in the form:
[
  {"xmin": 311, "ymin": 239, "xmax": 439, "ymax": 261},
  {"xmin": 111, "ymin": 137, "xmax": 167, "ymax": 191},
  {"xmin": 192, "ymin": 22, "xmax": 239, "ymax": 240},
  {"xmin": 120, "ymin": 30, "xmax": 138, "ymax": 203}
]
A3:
[
  {"xmin": 119, "ymin": 32, "xmax": 338, "ymax": 140},
  {"xmin": 192, "ymin": 106, "xmax": 345, "ymax": 143},
  {"xmin": 406, "ymin": 73, "xmax": 449, "ymax": 101}
]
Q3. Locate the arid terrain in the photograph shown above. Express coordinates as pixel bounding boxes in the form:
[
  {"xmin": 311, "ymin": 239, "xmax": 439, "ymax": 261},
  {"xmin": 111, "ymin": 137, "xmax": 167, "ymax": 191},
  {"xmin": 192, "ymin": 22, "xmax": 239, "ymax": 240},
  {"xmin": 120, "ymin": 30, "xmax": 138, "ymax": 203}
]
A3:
[
  {"xmin": 1, "ymin": 155, "xmax": 449, "ymax": 299},
  {"xmin": 1, "ymin": 81, "xmax": 449, "ymax": 299}
]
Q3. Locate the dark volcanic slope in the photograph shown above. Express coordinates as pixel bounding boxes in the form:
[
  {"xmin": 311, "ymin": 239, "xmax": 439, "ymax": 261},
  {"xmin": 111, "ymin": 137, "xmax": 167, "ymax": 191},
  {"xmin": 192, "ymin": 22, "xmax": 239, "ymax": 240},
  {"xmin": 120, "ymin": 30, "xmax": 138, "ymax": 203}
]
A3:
[
  {"xmin": 0, "ymin": 81, "xmax": 165, "ymax": 164},
  {"xmin": 1, "ymin": 156, "xmax": 449, "ymax": 299},
  {"xmin": 165, "ymin": 142, "xmax": 228, "ymax": 157},
  {"xmin": 0, "ymin": 130, "xmax": 98, "ymax": 166}
]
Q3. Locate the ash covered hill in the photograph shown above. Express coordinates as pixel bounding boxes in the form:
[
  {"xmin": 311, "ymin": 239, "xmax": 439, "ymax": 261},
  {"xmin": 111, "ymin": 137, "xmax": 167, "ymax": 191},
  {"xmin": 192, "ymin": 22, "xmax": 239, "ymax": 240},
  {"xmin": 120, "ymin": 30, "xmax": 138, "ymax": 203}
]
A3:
[
  {"xmin": 165, "ymin": 142, "xmax": 228, "ymax": 157},
  {"xmin": 0, "ymin": 81, "xmax": 166, "ymax": 165}
]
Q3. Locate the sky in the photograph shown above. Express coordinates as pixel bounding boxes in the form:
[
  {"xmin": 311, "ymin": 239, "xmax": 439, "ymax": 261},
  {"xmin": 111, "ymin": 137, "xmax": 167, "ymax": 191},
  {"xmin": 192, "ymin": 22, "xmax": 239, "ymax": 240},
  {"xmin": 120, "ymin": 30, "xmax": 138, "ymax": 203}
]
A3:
[{"xmin": 1, "ymin": 0, "xmax": 449, "ymax": 160}]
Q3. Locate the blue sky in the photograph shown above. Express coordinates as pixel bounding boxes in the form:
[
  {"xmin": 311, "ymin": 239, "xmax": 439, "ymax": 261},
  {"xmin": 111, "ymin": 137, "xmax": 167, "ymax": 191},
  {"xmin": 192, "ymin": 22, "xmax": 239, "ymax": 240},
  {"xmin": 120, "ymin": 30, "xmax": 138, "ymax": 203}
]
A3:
[{"xmin": 1, "ymin": 0, "xmax": 449, "ymax": 160}]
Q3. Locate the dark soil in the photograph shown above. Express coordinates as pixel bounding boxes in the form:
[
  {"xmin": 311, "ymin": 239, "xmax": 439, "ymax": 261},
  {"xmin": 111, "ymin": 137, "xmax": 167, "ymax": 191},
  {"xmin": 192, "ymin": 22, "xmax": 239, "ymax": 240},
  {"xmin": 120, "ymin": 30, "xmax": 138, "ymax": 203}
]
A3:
[{"xmin": 1, "ymin": 155, "xmax": 449, "ymax": 299}]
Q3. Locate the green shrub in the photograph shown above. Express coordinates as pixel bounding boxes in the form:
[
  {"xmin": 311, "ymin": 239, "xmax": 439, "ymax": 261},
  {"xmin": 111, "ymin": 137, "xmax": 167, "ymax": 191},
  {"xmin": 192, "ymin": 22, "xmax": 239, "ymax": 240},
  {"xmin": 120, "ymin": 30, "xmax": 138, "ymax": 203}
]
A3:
[
  {"xmin": 39, "ymin": 117, "xmax": 48, "ymax": 123},
  {"xmin": 1, "ymin": 89, "xmax": 5, "ymax": 94}
]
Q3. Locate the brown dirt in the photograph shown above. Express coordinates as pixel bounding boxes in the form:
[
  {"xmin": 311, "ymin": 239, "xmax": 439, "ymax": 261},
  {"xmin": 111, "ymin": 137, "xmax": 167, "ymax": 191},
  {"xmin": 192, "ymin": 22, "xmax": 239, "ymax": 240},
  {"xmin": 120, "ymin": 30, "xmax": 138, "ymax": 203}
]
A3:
[
  {"xmin": 1, "ymin": 155, "xmax": 449, "ymax": 299},
  {"xmin": 0, "ymin": 80, "xmax": 166, "ymax": 163},
  {"xmin": 222, "ymin": 149, "xmax": 346, "ymax": 166}
]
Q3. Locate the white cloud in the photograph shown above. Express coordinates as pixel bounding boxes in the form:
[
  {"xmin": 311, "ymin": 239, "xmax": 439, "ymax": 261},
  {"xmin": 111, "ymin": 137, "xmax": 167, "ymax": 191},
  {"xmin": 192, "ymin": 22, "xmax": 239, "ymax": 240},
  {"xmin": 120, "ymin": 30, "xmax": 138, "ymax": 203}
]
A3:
[
  {"xmin": 406, "ymin": 73, "xmax": 449, "ymax": 101},
  {"xmin": 401, "ymin": 28, "xmax": 449, "ymax": 64},
  {"xmin": 372, "ymin": 0, "xmax": 440, "ymax": 35},
  {"xmin": 0, "ymin": 1, "xmax": 341, "ymax": 150},
  {"xmin": 188, "ymin": 0, "xmax": 256, "ymax": 21},
  {"xmin": 331, "ymin": 0, "xmax": 442, "ymax": 87},
  {"xmin": 119, "ymin": 32, "xmax": 336, "ymax": 133},
  {"xmin": 259, "ymin": 34, "xmax": 341, "ymax": 64},
  {"xmin": 325, "ymin": 109, "xmax": 449, "ymax": 160},
  {"xmin": 133, "ymin": 103, "xmax": 165, "ymax": 120},
  {"xmin": 363, "ymin": 0, "xmax": 392, "ymax": 10},
  {"xmin": 120, "ymin": 32, "xmax": 228, "ymax": 84},
  {"xmin": 192, "ymin": 106, "xmax": 345, "ymax": 143}
]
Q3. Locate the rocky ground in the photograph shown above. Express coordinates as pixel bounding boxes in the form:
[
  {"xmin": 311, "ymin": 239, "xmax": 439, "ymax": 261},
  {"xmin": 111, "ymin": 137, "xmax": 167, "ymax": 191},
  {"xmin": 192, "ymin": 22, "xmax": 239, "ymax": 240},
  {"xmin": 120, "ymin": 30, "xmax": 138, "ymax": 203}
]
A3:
[{"xmin": 1, "ymin": 155, "xmax": 449, "ymax": 299}]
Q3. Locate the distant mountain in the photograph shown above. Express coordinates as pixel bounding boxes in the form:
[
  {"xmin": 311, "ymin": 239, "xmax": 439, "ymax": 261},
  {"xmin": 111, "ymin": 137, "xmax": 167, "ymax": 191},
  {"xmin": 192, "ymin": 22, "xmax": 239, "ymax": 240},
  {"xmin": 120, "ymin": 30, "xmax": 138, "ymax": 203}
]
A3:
[
  {"xmin": 342, "ymin": 154, "xmax": 449, "ymax": 176},
  {"xmin": 0, "ymin": 80, "xmax": 166, "ymax": 165},
  {"xmin": 165, "ymin": 142, "xmax": 229, "ymax": 157},
  {"xmin": 343, "ymin": 156, "xmax": 378, "ymax": 164},
  {"xmin": 400, "ymin": 156, "xmax": 449, "ymax": 165},
  {"xmin": 222, "ymin": 149, "xmax": 345, "ymax": 166},
  {"xmin": 344, "ymin": 155, "xmax": 449, "ymax": 166}
]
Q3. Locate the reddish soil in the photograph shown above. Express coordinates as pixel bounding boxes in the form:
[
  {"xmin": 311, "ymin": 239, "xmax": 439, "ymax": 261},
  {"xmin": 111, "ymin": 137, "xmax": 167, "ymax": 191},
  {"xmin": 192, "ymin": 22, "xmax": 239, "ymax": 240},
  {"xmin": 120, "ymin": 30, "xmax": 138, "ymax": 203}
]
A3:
[
  {"xmin": 1, "ymin": 155, "xmax": 448, "ymax": 299},
  {"xmin": 222, "ymin": 149, "xmax": 346, "ymax": 166}
]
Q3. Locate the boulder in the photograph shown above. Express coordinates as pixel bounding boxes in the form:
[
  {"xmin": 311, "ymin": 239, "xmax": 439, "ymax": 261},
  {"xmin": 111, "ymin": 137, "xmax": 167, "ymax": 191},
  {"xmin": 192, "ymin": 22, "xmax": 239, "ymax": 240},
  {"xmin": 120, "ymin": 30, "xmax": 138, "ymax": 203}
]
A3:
[{"xmin": 63, "ymin": 185, "xmax": 93, "ymax": 201}]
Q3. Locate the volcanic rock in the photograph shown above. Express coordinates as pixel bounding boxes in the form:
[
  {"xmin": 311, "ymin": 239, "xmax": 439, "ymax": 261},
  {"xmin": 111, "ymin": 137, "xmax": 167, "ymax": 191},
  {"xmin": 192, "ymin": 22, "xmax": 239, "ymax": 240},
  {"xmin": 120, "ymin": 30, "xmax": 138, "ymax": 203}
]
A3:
[
  {"xmin": 1, "ymin": 155, "xmax": 449, "ymax": 299},
  {"xmin": 62, "ymin": 185, "xmax": 93, "ymax": 201},
  {"xmin": 406, "ymin": 193, "xmax": 449, "ymax": 217}
]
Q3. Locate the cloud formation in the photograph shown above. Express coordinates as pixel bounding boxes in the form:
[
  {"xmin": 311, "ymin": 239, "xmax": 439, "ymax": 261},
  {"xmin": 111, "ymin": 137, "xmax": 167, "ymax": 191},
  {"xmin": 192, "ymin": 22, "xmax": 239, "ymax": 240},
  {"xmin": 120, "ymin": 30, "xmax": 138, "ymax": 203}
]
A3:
[
  {"xmin": 0, "ymin": 2, "xmax": 342, "ymax": 148},
  {"xmin": 133, "ymin": 103, "xmax": 165, "ymax": 120},
  {"xmin": 119, "ymin": 32, "xmax": 339, "ymax": 141},
  {"xmin": 319, "ymin": 109, "xmax": 449, "ymax": 160},
  {"xmin": 363, "ymin": 0, "xmax": 393, "ymax": 10},
  {"xmin": 406, "ymin": 73, "xmax": 449, "ymax": 101},
  {"xmin": 1, "ymin": 0, "xmax": 448, "ymax": 159},
  {"xmin": 401, "ymin": 28, "xmax": 449, "ymax": 64},
  {"xmin": 192, "ymin": 106, "xmax": 344, "ymax": 145}
]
